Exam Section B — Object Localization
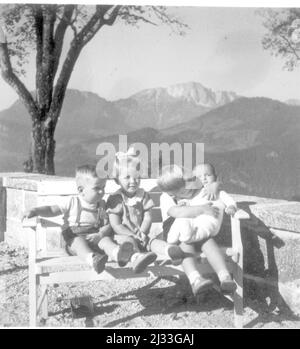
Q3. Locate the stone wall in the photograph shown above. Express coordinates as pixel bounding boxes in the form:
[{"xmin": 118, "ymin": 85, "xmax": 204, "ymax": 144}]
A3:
[
  {"xmin": 222, "ymin": 194, "xmax": 300, "ymax": 315},
  {"xmin": 0, "ymin": 173, "xmax": 77, "ymax": 250},
  {"xmin": 0, "ymin": 172, "xmax": 299, "ymax": 315}
]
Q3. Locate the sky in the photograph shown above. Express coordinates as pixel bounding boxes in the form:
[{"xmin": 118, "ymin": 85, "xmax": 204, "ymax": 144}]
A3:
[{"xmin": 1, "ymin": 1, "xmax": 300, "ymax": 110}]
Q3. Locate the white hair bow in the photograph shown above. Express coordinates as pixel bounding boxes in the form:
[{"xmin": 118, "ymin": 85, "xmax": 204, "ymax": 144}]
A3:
[{"xmin": 115, "ymin": 147, "xmax": 136, "ymax": 160}]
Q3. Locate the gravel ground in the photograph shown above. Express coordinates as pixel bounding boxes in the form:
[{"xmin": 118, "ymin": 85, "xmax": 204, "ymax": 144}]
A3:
[{"xmin": 0, "ymin": 242, "xmax": 299, "ymax": 328}]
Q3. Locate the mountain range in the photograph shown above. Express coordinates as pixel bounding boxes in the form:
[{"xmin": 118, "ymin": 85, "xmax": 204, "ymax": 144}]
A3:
[
  {"xmin": 285, "ymin": 99, "xmax": 300, "ymax": 106},
  {"xmin": 114, "ymin": 82, "xmax": 239, "ymax": 129},
  {"xmin": 0, "ymin": 82, "xmax": 299, "ymax": 200},
  {"xmin": 0, "ymin": 81, "xmax": 240, "ymax": 170}
]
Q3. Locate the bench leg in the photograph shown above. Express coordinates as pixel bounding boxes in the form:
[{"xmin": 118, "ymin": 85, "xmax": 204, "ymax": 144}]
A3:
[
  {"xmin": 29, "ymin": 274, "xmax": 38, "ymax": 327},
  {"xmin": 233, "ymin": 264, "xmax": 243, "ymax": 328},
  {"xmin": 40, "ymin": 285, "xmax": 48, "ymax": 322}
]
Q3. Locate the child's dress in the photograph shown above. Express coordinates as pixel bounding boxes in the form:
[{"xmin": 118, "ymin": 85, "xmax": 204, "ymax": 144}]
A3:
[{"xmin": 106, "ymin": 188, "xmax": 154, "ymax": 239}]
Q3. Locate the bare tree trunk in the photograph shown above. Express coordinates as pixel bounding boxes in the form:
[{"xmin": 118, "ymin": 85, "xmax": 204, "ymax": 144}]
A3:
[
  {"xmin": 31, "ymin": 121, "xmax": 46, "ymax": 173},
  {"xmin": 44, "ymin": 121, "xmax": 56, "ymax": 175},
  {"xmin": 29, "ymin": 117, "xmax": 57, "ymax": 175}
]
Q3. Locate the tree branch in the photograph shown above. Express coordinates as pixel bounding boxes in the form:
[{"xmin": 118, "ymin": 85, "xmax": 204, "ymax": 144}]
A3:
[
  {"xmin": 42, "ymin": 5, "xmax": 56, "ymax": 64},
  {"xmin": 48, "ymin": 5, "xmax": 121, "ymax": 123},
  {"xmin": 33, "ymin": 5, "xmax": 43, "ymax": 95},
  {"xmin": 37, "ymin": 5, "xmax": 56, "ymax": 115},
  {"xmin": 279, "ymin": 34, "xmax": 300, "ymax": 60},
  {"xmin": 53, "ymin": 5, "xmax": 75, "ymax": 77},
  {"xmin": 48, "ymin": 43, "xmax": 81, "ymax": 126},
  {"xmin": 150, "ymin": 6, "xmax": 188, "ymax": 32},
  {"xmin": 0, "ymin": 42, "xmax": 39, "ymax": 120},
  {"xmin": 78, "ymin": 5, "xmax": 121, "ymax": 46},
  {"xmin": 101, "ymin": 5, "xmax": 122, "ymax": 26},
  {"xmin": 118, "ymin": 7, "xmax": 158, "ymax": 26}
]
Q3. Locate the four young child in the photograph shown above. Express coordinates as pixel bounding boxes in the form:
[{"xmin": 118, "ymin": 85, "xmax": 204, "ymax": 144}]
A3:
[{"xmin": 23, "ymin": 150, "xmax": 238, "ymax": 298}]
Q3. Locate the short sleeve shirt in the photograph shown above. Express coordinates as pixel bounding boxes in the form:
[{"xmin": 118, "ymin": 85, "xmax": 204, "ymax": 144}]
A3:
[
  {"xmin": 106, "ymin": 188, "xmax": 154, "ymax": 232},
  {"xmin": 57, "ymin": 195, "xmax": 108, "ymax": 231}
]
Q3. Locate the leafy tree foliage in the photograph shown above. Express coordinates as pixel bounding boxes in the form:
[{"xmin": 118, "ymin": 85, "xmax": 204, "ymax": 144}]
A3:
[{"xmin": 259, "ymin": 8, "xmax": 300, "ymax": 70}]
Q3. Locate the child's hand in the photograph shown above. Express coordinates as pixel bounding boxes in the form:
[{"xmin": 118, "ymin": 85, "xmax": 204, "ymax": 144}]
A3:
[
  {"xmin": 203, "ymin": 182, "xmax": 221, "ymax": 200},
  {"xmin": 202, "ymin": 203, "xmax": 219, "ymax": 218},
  {"xmin": 22, "ymin": 208, "xmax": 37, "ymax": 221},
  {"xmin": 137, "ymin": 230, "xmax": 149, "ymax": 248},
  {"xmin": 85, "ymin": 233, "xmax": 102, "ymax": 245},
  {"xmin": 225, "ymin": 205, "xmax": 237, "ymax": 217}
]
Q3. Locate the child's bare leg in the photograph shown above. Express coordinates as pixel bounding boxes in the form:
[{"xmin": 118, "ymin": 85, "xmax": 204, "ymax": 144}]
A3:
[
  {"xmin": 98, "ymin": 236, "xmax": 118, "ymax": 256},
  {"xmin": 201, "ymin": 238, "xmax": 236, "ymax": 293},
  {"xmin": 149, "ymin": 238, "xmax": 168, "ymax": 255},
  {"xmin": 99, "ymin": 236, "xmax": 134, "ymax": 267},
  {"xmin": 150, "ymin": 238, "xmax": 185, "ymax": 265},
  {"xmin": 180, "ymin": 242, "xmax": 213, "ymax": 295},
  {"xmin": 179, "ymin": 242, "xmax": 200, "ymax": 275},
  {"xmin": 70, "ymin": 236, "xmax": 107, "ymax": 274},
  {"xmin": 201, "ymin": 238, "xmax": 227, "ymax": 274},
  {"xmin": 71, "ymin": 236, "xmax": 94, "ymax": 260},
  {"xmin": 114, "ymin": 235, "xmax": 157, "ymax": 273},
  {"xmin": 114, "ymin": 235, "xmax": 140, "ymax": 252}
]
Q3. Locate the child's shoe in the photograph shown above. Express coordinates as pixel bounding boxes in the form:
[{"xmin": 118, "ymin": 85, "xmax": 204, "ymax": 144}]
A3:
[
  {"xmin": 191, "ymin": 276, "xmax": 214, "ymax": 296},
  {"xmin": 166, "ymin": 245, "xmax": 185, "ymax": 265},
  {"xmin": 132, "ymin": 252, "xmax": 157, "ymax": 274},
  {"xmin": 92, "ymin": 253, "xmax": 108, "ymax": 274},
  {"xmin": 117, "ymin": 241, "xmax": 135, "ymax": 267},
  {"xmin": 220, "ymin": 275, "xmax": 237, "ymax": 294}
]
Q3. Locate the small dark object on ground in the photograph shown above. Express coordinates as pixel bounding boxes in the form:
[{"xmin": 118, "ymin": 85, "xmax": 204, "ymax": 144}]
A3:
[{"xmin": 70, "ymin": 295, "xmax": 94, "ymax": 318}]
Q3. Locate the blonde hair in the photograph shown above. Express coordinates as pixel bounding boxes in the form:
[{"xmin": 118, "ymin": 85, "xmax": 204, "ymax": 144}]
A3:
[
  {"xmin": 75, "ymin": 164, "xmax": 104, "ymax": 189},
  {"xmin": 112, "ymin": 149, "xmax": 141, "ymax": 181},
  {"xmin": 157, "ymin": 164, "xmax": 195, "ymax": 192}
]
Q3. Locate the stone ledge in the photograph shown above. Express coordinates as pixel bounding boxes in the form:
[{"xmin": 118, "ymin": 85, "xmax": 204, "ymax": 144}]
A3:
[
  {"xmin": 232, "ymin": 194, "xmax": 286, "ymax": 205},
  {"xmin": 0, "ymin": 173, "xmax": 299, "ymax": 233},
  {"xmin": 250, "ymin": 202, "xmax": 300, "ymax": 234},
  {"xmin": 0, "ymin": 172, "xmax": 76, "ymax": 194},
  {"xmin": 231, "ymin": 194, "xmax": 300, "ymax": 234}
]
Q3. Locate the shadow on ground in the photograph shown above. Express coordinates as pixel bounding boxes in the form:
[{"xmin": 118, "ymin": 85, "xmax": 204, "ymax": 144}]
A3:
[{"xmin": 92, "ymin": 276, "xmax": 233, "ymax": 328}]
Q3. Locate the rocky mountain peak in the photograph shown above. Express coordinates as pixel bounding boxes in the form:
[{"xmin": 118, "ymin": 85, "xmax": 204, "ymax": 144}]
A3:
[{"xmin": 166, "ymin": 81, "xmax": 239, "ymax": 107}]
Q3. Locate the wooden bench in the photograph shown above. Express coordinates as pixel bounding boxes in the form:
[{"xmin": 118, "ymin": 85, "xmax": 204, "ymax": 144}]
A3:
[{"xmin": 22, "ymin": 179, "xmax": 249, "ymax": 328}]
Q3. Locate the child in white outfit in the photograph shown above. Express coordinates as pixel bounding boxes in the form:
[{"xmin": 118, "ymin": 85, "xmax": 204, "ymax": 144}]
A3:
[
  {"xmin": 158, "ymin": 164, "xmax": 237, "ymax": 295},
  {"xmin": 167, "ymin": 163, "xmax": 237, "ymax": 244}
]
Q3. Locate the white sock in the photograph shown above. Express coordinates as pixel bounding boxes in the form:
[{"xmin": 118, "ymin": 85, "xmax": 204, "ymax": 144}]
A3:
[
  {"xmin": 187, "ymin": 270, "xmax": 201, "ymax": 285},
  {"xmin": 112, "ymin": 247, "xmax": 120, "ymax": 262},
  {"xmin": 164, "ymin": 245, "xmax": 172, "ymax": 258},
  {"xmin": 217, "ymin": 270, "xmax": 230, "ymax": 282},
  {"xmin": 86, "ymin": 252, "xmax": 94, "ymax": 267},
  {"xmin": 131, "ymin": 252, "xmax": 140, "ymax": 262}
]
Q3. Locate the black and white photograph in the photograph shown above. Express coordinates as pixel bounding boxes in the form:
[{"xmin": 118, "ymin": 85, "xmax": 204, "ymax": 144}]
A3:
[{"xmin": 0, "ymin": 0, "xmax": 299, "ymax": 330}]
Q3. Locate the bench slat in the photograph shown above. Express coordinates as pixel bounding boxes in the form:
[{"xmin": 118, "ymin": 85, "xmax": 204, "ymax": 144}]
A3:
[
  {"xmin": 35, "ymin": 247, "xmax": 237, "ymax": 274},
  {"xmin": 148, "ymin": 192, "xmax": 161, "ymax": 207},
  {"xmin": 152, "ymin": 208, "xmax": 162, "ymax": 223}
]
